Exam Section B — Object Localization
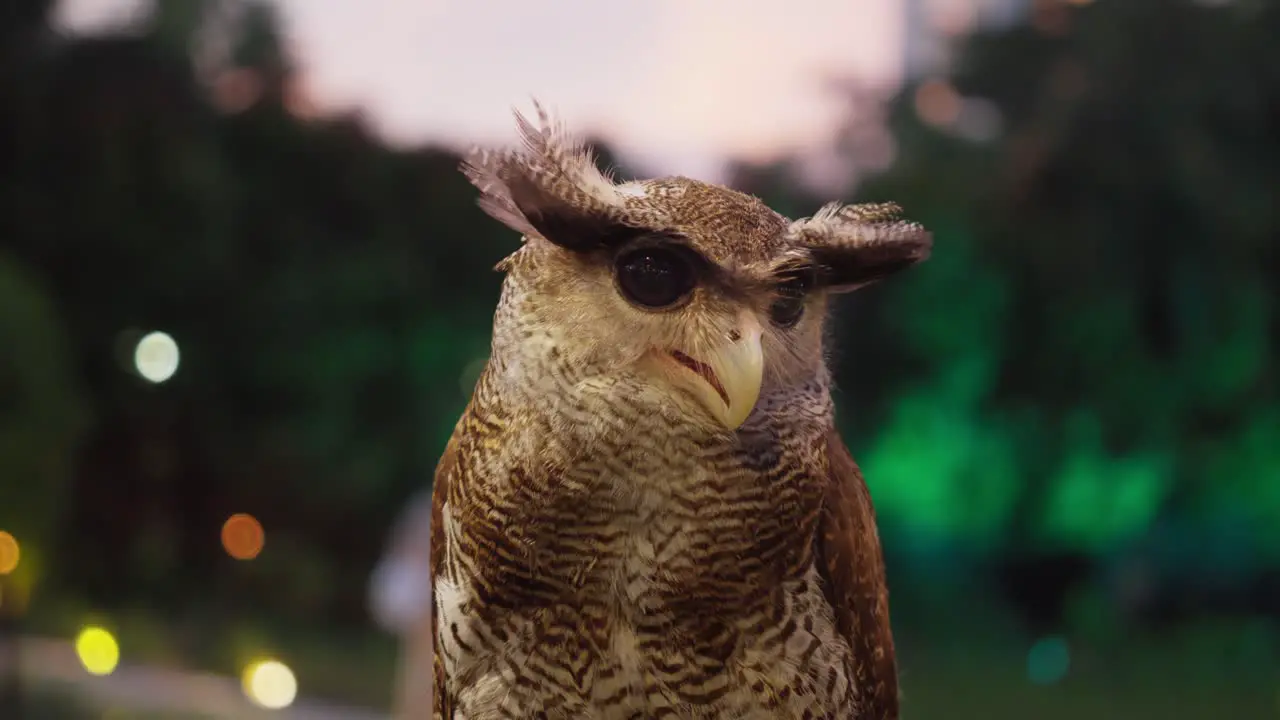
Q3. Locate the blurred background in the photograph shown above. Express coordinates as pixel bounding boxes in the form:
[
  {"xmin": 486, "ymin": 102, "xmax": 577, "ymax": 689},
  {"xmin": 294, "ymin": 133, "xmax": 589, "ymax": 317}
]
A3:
[{"xmin": 0, "ymin": 0, "xmax": 1277, "ymax": 717}]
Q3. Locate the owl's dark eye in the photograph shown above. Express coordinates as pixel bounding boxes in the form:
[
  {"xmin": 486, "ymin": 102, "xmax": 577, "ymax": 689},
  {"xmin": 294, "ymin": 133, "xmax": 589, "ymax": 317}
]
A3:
[
  {"xmin": 769, "ymin": 271, "xmax": 812, "ymax": 328},
  {"xmin": 614, "ymin": 246, "xmax": 698, "ymax": 309}
]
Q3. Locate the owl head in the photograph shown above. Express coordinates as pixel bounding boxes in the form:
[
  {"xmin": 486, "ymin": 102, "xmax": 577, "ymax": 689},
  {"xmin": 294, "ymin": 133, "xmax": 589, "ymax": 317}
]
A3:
[{"xmin": 464, "ymin": 104, "xmax": 931, "ymax": 435}]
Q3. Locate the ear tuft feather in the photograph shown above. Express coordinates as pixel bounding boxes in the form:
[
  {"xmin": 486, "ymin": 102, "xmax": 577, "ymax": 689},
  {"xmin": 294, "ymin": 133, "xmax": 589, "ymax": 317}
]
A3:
[
  {"xmin": 786, "ymin": 202, "xmax": 932, "ymax": 292},
  {"xmin": 460, "ymin": 100, "xmax": 638, "ymax": 250}
]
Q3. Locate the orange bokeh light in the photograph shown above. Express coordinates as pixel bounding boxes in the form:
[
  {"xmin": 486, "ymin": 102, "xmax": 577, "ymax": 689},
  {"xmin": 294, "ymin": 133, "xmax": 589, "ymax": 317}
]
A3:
[
  {"xmin": 914, "ymin": 79, "xmax": 962, "ymax": 128},
  {"xmin": 0, "ymin": 531, "xmax": 18, "ymax": 575},
  {"xmin": 221, "ymin": 514, "xmax": 265, "ymax": 561}
]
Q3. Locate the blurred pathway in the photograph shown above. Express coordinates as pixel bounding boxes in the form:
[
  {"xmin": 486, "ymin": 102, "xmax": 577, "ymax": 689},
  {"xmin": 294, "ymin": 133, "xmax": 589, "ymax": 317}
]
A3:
[{"xmin": 3, "ymin": 636, "xmax": 388, "ymax": 720}]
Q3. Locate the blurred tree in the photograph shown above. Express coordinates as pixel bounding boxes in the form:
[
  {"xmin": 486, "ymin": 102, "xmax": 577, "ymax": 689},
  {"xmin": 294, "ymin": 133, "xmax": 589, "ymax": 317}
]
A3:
[
  {"xmin": 0, "ymin": 0, "xmax": 52, "ymax": 55},
  {"xmin": 0, "ymin": 252, "xmax": 88, "ymax": 601},
  {"xmin": 849, "ymin": 0, "xmax": 1278, "ymax": 625},
  {"xmin": 0, "ymin": 0, "xmax": 509, "ymax": 625},
  {"xmin": 148, "ymin": 0, "xmax": 212, "ymax": 58}
]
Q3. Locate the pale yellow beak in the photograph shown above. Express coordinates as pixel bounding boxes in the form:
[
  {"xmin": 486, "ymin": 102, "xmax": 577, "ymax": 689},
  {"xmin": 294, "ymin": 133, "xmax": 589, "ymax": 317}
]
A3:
[{"xmin": 663, "ymin": 311, "xmax": 764, "ymax": 430}]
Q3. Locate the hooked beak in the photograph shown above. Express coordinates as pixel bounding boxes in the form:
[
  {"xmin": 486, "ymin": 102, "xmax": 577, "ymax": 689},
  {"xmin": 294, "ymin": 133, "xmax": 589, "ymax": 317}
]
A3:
[{"xmin": 663, "ymin": 311, "xmax": 764, "ymax": 430}]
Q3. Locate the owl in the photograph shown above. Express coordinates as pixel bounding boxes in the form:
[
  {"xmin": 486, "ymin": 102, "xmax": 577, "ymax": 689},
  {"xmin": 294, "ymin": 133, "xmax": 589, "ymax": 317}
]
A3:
[{"xmin": 430, "ymin": 103, "xmax": 931, "ymax": 719}]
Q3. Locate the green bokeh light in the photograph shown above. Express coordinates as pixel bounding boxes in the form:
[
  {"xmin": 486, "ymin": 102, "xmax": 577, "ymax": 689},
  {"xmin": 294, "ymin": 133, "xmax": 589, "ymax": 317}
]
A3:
[{"xmin": 1027, "ymin": 636, "xmax": 1071, "ymax": 685}]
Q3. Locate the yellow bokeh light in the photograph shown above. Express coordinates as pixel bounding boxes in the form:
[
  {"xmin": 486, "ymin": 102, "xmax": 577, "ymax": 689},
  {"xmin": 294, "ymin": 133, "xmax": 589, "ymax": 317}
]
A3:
[
  {"xmin": 133, "ymin": 330, "xmax": 180, "ymax": 383},
  {"xmin": 243, "ymin": 659, "xmax": 298, "ymax": 710},
  {"xmin": 221, "ymin": 513, "xmax": 265, "ymax": 560},
  {"xmin": 75, "ymin": 626, "xmax": 120, "ymax": 676},
  {"xmin": 0, "ymin": 531, "xmax": 18, "ymax": 575}
]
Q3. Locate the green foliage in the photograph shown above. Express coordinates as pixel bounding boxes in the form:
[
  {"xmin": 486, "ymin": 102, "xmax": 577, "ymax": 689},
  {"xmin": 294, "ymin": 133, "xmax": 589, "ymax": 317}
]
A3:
[
  {"xmin": 0, "ymin": 253, "xmax": 88, "ymax": 565},
  {"xmin": 1036, "ymin": 410, "xmax": 1173, "ymax": 553},
  {"xmin": 839, "ymin": 0, "xmax": 1280, "ymax": 568},
  {"xmin": 861, "ymin": 385, "xmax": 1022, "ymax": 552},
  {"xmin": 0, "ymin": 2, "xmax": 508, "ymax": 622}
]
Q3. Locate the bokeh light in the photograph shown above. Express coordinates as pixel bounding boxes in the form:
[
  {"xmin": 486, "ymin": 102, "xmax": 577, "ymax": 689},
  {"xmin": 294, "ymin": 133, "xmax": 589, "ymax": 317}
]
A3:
[
  {"xmin": 221, "ymin": 513, "xmax": 265, "ymax": 561},
  {"xmin": 133, "ymin": 330, "xmax": 180, "ymax": 383},
  {"xmin": 0, "ymin": 531, "xmax": 19, "ymax": 575},
  {"xmin": 914, "ymin": 79, "xmax": 962, "ymax": 128},
  {"xmin": 75, "ymin": 626, "xmax": 120, "ymax": 676},
  {"xmin": 242, "ymin": 659, "xmax": 298, "ymax": 710},
  {"xmin": 1027, "ymin": 635, "xmax": 1071, "ymax": 685}
]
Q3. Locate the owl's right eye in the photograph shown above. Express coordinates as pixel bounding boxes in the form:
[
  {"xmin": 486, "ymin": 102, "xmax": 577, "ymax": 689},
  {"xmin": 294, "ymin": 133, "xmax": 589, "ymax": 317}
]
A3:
[{"xmin": 614, "ymin": 246, "xmax": 698, "ymax": 309}]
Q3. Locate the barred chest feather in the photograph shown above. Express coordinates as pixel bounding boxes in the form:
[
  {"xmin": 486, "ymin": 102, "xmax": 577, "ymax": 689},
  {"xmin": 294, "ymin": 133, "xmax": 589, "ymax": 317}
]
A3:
[{"xmin": 435, "ymin": 402, "xmax": 861, "ymax": 719}]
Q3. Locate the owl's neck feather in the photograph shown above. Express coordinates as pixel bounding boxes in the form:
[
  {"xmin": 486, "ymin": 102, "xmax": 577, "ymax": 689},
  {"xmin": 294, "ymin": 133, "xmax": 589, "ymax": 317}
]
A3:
[
  {"xmin": 459, "ymin": 283, "xmax": 839, "ymax": 614},
  {"xmin": 458, "ymin": 353, "xmax": 835, "ymax": 624}
]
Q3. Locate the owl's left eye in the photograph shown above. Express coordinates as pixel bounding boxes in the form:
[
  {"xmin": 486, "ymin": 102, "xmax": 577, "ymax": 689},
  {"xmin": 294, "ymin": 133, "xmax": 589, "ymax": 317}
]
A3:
[
  {"xmin": 614, "ymin": 246, "xmax": 698, "ymax": 309},
  {"xmin": 769, "ymin": 271, "xmax": 812, "ymax": 328}
]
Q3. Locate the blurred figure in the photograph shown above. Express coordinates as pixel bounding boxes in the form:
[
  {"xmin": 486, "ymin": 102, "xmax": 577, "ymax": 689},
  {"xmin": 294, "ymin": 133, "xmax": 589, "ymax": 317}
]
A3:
[{"xmin": 368, "ymin": 490, "xmax": 433, "ymax": 720}]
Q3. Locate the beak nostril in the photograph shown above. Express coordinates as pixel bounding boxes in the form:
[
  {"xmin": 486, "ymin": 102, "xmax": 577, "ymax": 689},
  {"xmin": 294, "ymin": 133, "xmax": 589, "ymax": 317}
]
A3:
[{"xmin": 728, "ymin": 330, "xmax": 741, "ymax": 342}]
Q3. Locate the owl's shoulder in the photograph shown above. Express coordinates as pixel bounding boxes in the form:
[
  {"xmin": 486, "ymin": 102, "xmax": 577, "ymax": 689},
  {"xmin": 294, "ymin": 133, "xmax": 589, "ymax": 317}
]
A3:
[{"xmin": 815, "ymin": 428, "xmax": 900, "ymax": 718}]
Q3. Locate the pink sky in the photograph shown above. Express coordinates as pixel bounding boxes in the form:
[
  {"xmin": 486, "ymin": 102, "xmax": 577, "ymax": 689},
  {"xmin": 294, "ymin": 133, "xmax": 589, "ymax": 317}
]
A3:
[{"xmin": 55, "ymin": 0, "xmax": 906, "ymax": 181}]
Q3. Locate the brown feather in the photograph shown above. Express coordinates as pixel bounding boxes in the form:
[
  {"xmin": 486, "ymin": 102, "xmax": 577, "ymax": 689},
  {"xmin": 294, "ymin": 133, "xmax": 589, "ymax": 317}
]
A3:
[
  {"xmin": 459, "ymin": 102, "xmax": 642, "ymax": 250},
  {"xmin": 786, "ymin": 202, "xmax": 932, "ymax": 292},
  {"xmin": 429, "ymin": 426, "xmax": 460, "ymax": 720},
  {"xmin": 819, "ymin": 428, "xmax": 900, "ymax": 719}
]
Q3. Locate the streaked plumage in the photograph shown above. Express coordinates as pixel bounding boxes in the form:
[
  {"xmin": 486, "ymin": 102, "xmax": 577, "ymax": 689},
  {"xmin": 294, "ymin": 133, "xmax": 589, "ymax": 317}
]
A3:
[{"xmin": 430, "ymin": 103, "xmax": 931, "ymax": 719}]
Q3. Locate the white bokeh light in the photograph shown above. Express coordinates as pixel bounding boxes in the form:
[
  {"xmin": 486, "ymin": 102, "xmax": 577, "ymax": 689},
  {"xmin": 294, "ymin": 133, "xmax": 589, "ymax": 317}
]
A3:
[
  {"xmin": 243, "ymin": 659, "xmax": 298, "ymax": 710},
  {"xmin": 133, "ymin": 331, "xmax": 180, "ymax": 383}
]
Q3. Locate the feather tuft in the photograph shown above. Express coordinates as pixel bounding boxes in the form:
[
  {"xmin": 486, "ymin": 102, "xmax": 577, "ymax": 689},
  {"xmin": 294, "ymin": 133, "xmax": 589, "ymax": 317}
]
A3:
[
  {"xmin": 460, "ymin": 100, "xmax": 634, "ymax": 248},
  {"xmin": 785, "ymin": 202, "xmax": 932, "ymax": 292}
]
